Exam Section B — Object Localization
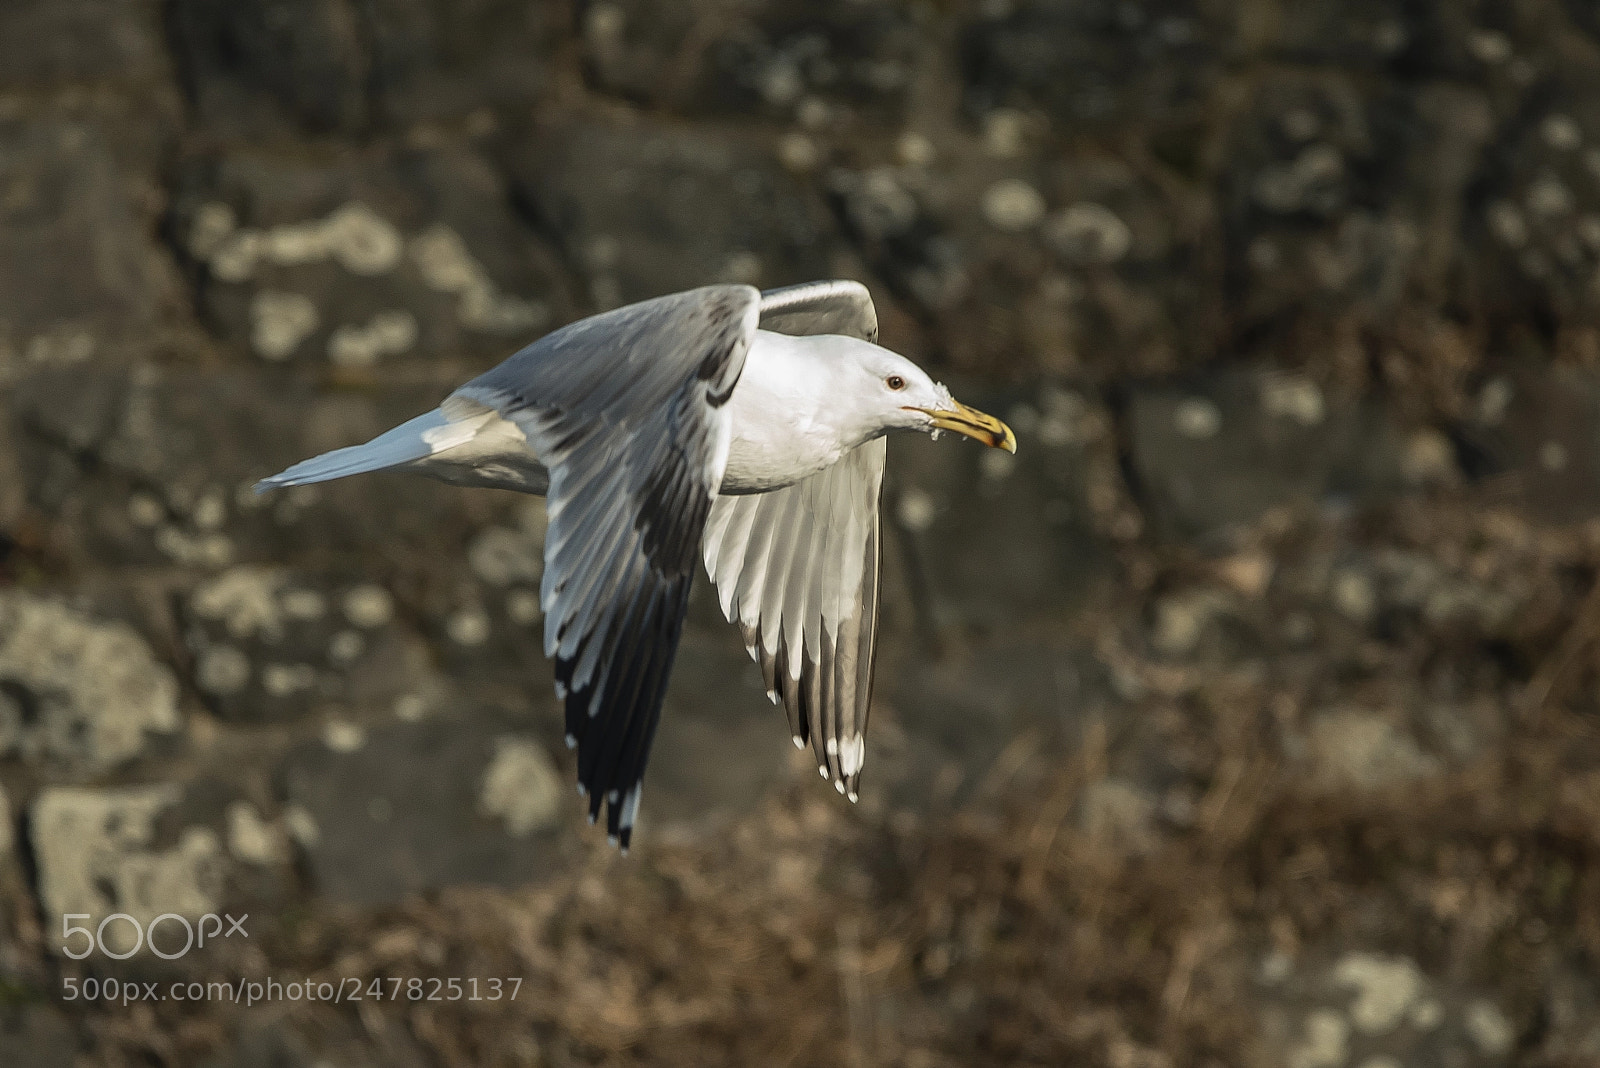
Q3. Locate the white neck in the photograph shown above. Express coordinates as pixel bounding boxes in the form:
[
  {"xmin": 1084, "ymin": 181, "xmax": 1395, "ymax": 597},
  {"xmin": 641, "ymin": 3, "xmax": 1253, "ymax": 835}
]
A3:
[{"xmin": 719, "ymin": 330, "xmax": 867, "ymax": 495}]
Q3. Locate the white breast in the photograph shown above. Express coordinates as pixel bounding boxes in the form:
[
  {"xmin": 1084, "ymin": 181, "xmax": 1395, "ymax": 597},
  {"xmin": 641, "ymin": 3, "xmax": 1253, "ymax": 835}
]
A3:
[{"xmin": 719, "ymin": 331, "xmax": 854, "ymax": 495}]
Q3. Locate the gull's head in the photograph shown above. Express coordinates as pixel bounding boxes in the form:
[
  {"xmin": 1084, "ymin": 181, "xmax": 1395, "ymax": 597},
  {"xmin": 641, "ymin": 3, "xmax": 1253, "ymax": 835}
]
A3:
[{"xmin": 839, "ymin": 339, "xmax": 1016, "ymax": 453}]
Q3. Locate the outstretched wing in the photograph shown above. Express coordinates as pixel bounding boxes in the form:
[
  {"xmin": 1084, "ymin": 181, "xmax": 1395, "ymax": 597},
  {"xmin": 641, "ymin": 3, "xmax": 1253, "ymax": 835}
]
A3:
[
  {"xmin": 700, "ymin": 280, "xmax": 885, "ymax": 800},
  {"xmin": 457, "ymin": 284, "xmax": 760, "ymax": 848},
  {"xmin": 702, "ymin": 439, "xmax": 885, "ymax": 800}
]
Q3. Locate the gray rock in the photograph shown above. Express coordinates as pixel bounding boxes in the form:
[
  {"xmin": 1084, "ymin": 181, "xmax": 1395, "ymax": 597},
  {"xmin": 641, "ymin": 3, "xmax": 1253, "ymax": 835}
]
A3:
[
  {"xmin": 466, "ymin": 524, "xmax": 542, "ymax": 587},
  {"xmin": 634, "ymin": 618, "xmax": 793, "ymax": 838},
  {"xmin": 1458, "ymin": 365, "xmax": 1600, "ymax": 522},
  {"xmin": 1126, "ymin": 369, "xmax": 1406, "ymax": 540},
  {"xmin": 182, "ymin": 567, "xmax": 419, "ymax": 724},
  {"xmin": 962, "ymin": 0, "xmax": 1218, "ymax": 137},
  {"xmin": 12, "ymin": 363, "xmax": 284, "ymax": 551},
  {"xmin": 508, "ymin": 118, "xmax": 838, "ymax": 308},
  {"xmin": 579, "ymin": 0, "xmax": 923, "ymax": 121},
  {"xmin": 826, "ymin": 165, "xmax": 970, "ymax": 315},
  {"xmin": 0, "ymin": 1005, "xmax": 80, "ymax": 1068},
  {"xmin": 1219, "ymin": 73, "xmax": 1492, "ymax": 345},
  {"xmin": 888, "ymin": 636, "xmax": 1110, "ymax": 809},
  {"xmin": 1324, "ymin": 547, "xmax": 1529, "ymax": 639},
  {"xmin": 362, "ymin": 0, "xmax": 560, "ymax": 127},
  {"xmin": 0, "ymin": 592, "xmax": 180, "ymax": 772},
  {"xmin": 575, "ymin": 1, "xmax": 704, "ymax": 109},
  {"xmin": 1463, "ymin": 96, "xmax": 1600, "ymax": 319},
  {"xmin": 1045, "ymin": 201, "xmax": 1132, "ymax": 265},
  {"xmin": 203, "ymin": 1015, "xmax": 433, "ymax": 1068},
  {"xmin": 887, "ymin": 383, "xmax": 1110, "ymax": 627},
  {"xmin": 168, "ymin": 0, "xmax": 369, "ymax": 133},
  {"xmin": 0, "ymin": 0, "xmax": 165, "ymax": 89},
  {"xmin": 1262, "ymin": 0, "xmax": 1450, "ymax": 70},
  {"xmin": 0, "ymin": 119, "xmax": 167, "ymax": 380},
  {"xmin": 9, "ymin": 366, "xmax": 527, "ymax": 581},
  {"xmin": 167, "ymin": 0, "xmax": 558, "ymax": 135},
  {"xmin": 171, "ymin": 146, "xmax": 570, "ymax": 369},
  {"xmin": 278, "ymin": 710, "xmax": 568, "ymax": 904},
  {"xmin": 422, "ymin": 507, "xmax": 550, "ymax": 685}
]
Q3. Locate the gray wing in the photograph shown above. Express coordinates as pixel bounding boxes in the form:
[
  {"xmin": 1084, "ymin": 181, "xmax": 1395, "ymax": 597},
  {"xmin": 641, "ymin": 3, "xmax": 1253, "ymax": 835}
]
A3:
[
  {"xmin": 457, "ymin": 284, "xmax": 760, "ymax": 848},
  {"xmin": 702, "ymin": 439, "xmax": 885, "ymax": 800},
  {"xmin": 755, "ymin": 279, "xmax": 878, "ymax": 343},
  {"xmin": 699, "ymin": 281, "xmax": 885, "ymax": 800}
]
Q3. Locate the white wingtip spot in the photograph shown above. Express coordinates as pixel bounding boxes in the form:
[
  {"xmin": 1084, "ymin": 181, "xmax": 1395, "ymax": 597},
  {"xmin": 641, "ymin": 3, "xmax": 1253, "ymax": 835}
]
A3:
[
  {"xmin": 576, "ymin": 782, "xmax": 588, "ymax": 797},
  {"xmin": 792, "ymin": 735, "xmax": 805, "ymax": 749},
  {"xmin": 840, "ymin": 735, "xmax": 864, "ymax": 777},
  {"xmin": 607, "ymin": 833, "xmax": 618, "ymax": 847},
  {"xmin": 748, "ymin": 645, "xmax": 760, "ymax": 662},
  {"xmin": 835, "ymin": 779, "xmax": 846, "ymax": 795},
  {"xmin": 554, "ymin": 681, "xmax": 568, "ymax": 699},
  {"xmin": 607, "ymin": 789, "xmax": 619, "ymax": 804},
  {"xmin": 819, "ymin": 765, "xmax": 828, "ymax": 779},
  {"xmin": 587, "ymin": 812, "xmax": 597, "ymax": 825},
  {"xmin": 847, "ymin": 791, "xmax": 859, "ymax": 803},
  {"xmin": 767, "ymin": 689, "xmax": 780, "ymax": 705},
  {"xmin": 564, "ymin": 733, "xmax": 577, "ymax": 749}
]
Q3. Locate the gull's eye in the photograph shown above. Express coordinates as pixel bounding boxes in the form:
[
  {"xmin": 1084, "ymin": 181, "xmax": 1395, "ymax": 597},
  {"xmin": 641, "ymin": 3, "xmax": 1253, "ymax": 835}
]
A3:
[{"xmin": 886, "ymin": 375, "xmax": 906, "ymax": 391}]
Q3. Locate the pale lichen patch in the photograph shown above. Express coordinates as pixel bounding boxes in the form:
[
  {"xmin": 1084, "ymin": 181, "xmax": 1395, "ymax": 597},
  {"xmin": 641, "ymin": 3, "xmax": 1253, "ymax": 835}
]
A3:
[
  {"xmin": 32, "ymin": 785, "xmax": 221, "ymax": 954},
  {"xmin": 0, "ymin": 594, "xmax": 180, "ymax": 770},
  {"xmin": 408, "ymin": 223, "xmax": 547, "ymax": 334},
  {"xmin": 328, "ymin": 309, "xmax": 417, "ymax": 367},
  {"xmin": 479, "ymin": 736, "xmax": 562, "ymax": 837},
  {"xmin": 226, "ymin": 800, "xmax": 288, "ymax": 865},
  {"xmin": 249, "ymin": 291, "xmax": 318, "ymax": 360}
]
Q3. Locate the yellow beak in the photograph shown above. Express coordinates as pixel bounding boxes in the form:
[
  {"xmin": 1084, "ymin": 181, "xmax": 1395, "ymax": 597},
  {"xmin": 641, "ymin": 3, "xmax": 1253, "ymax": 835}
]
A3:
[{"xmin": 907, "ymin": 399, "xmax": 1017, "ymax": 453}]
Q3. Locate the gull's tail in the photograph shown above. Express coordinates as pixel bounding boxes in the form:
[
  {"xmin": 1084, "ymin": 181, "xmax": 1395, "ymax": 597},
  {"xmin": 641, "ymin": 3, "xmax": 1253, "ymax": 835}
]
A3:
[
  {"xmin": 256, "ymin": 407, "xmax": 481, "ymax": 493},
  {"xmin": 255, "ymin": 409, "xmax": 453, "ymax": 492},
  {"xmin": 255, "ymin": 397, "xmax": 547, "ymax": 495}
]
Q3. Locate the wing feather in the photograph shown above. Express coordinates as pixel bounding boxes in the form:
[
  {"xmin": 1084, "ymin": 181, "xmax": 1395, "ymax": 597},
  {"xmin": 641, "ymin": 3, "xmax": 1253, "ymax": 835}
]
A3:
[
  {"xmin": 756, "ymin": 280, "xmax": 879, "ymax": 342},
  {"xmin": 703, "ymin": 438, "xmax": 885, "ymax": 799},
  {"xmin": 695, "ymin": 281, "xmax": 887, "ymax": 800},
  {"xmin": 460, "ymin": 284, "xmax": 760, "ymax": 848}
]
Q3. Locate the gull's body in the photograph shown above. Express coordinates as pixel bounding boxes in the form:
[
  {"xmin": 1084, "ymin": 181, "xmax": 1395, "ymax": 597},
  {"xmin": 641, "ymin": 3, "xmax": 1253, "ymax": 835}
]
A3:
[
  {"xmin": 385, "ymin": 328, "xmax": 894, "ymax": 497},
  {"xmin": 258, "ymin": 281, "xmax": 1013, "ymax": 848},
  {"xmin": 721, "ymin": 331, "xmax": 880, "ymax": 494}
]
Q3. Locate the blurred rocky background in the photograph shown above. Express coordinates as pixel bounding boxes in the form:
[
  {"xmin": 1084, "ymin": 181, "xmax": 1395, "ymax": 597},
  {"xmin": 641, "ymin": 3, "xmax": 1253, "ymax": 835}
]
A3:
[{"xmin": 1, "ymin": 0, "xmax": 1599, "ymax": 1065}]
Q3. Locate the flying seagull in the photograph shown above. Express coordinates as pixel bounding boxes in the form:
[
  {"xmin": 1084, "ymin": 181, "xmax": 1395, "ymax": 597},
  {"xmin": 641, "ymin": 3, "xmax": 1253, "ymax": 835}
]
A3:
[{"xmin": 258, "ymin": 280, "xmax": 1015, "ymax": 849}]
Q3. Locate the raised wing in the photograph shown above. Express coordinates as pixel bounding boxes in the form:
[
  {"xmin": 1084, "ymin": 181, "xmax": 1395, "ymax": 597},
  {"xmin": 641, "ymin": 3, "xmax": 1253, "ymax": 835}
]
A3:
[
  {"xmin": 702, "ymin": 439, "xmax": 885, "ymax": 799},
  {"xmin": 457, "ymin": 284, "xmax": 760, "ymax": 848},
  {"xmin": 698, "ymin": 281, "xmax": 886, "ymax": 800},
  {"xmin": 756, "ymin": 279, "xmax": 878, "ymax": 342}
]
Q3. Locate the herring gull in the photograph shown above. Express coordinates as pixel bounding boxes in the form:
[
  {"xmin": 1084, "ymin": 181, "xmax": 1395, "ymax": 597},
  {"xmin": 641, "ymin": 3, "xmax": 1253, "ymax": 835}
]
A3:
[{"xmin": 257, "ymin": 280, "xmax": 1015, "ymax": 849}]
